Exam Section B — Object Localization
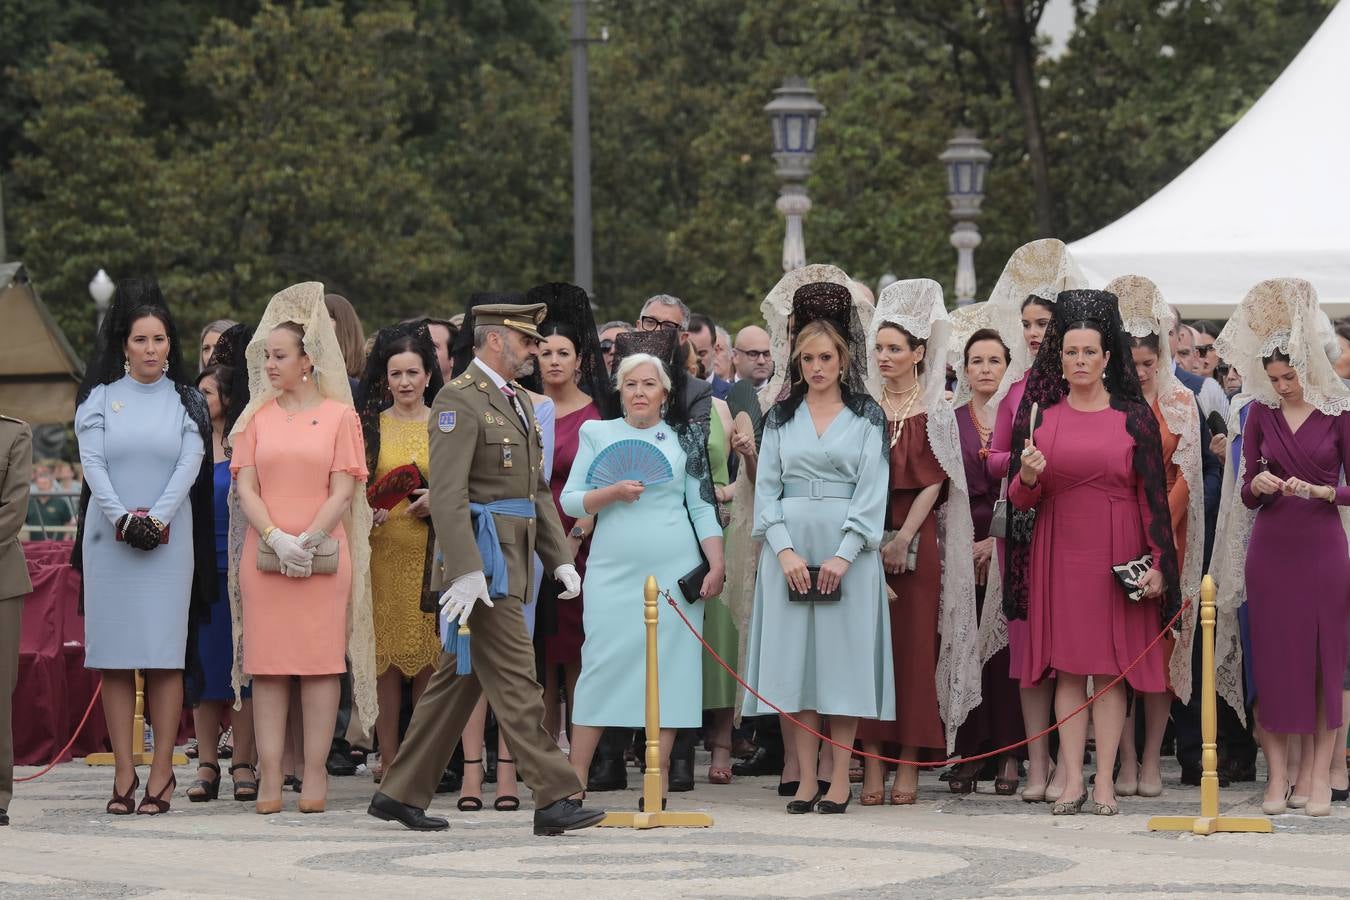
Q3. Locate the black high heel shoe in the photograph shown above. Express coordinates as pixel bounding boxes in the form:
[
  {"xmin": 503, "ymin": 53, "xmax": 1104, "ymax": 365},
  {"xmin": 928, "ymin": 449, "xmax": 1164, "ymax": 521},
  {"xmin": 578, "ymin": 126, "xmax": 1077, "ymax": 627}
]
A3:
[
  {"xmin": 458, "ymin": 759, "xmax": 485, "ymax": 811},
  {"xmin": 786, "ymin": 788, "xmax": 824, "ymax": 814}
]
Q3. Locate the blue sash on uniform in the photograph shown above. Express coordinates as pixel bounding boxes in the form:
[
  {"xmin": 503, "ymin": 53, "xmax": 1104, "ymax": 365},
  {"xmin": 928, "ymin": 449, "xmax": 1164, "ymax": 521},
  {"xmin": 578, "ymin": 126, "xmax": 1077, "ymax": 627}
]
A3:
[{"xmin": 469, "ymin": 498, "xmax": 536, "ymax": 598}]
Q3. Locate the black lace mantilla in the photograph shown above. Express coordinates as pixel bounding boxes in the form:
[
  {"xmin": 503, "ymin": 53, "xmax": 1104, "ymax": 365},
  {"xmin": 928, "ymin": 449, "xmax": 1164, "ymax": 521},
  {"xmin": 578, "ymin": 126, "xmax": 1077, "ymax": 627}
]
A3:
[
  {"xmin": 1003, "ymin": 289, "xmax": 1181, "ymax": 629},
  {"xmin": 208, "ymin": 322, "xmax": 255, "ymax": 452},
  {"xmin": 674, "ymin": 420, "xmax": 717, "ymax": 507}
]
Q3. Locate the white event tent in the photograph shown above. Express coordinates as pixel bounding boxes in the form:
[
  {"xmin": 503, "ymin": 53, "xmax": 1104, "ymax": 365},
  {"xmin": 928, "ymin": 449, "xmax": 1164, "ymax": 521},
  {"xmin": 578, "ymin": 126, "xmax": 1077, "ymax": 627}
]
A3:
[{"xmin": 1069, "ymin": 1, "xmax": 1350, "ymax": 317}]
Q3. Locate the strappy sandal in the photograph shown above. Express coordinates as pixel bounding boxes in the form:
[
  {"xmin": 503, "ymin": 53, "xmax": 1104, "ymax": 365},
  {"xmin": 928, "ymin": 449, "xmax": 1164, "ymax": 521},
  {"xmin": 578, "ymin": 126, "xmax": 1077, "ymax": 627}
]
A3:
[
  {"xmin": 458, "ymin": 758, "xmax": 484, "ymax": 811},
  {"xmin": 187, "ymin": 761, "xmax": 221, "ymax": 802},
  {"xmin": 106, "ymin": 772, "xmax": 140, "ymax": 816},
  {"xmin": 948, "ymin": 763, "xmax": 981, "ymax": 795},
  {"xmin": 493, "ymin": 758, "xmax": 520, "ymax": 811},
  {"xmin": 137, "ymin": 774, "xmax": 176, "ymax": 815},
  {"xmin": 859, "ymin": 790, "xmax": 885, "ymax": 806},
  {"xmin": 230, "ymin": 763, "xmax": 258, "ymax": 801},
  {"xmin": 889, "ymin": 790, "xmax": 918, "ymax": 806}
]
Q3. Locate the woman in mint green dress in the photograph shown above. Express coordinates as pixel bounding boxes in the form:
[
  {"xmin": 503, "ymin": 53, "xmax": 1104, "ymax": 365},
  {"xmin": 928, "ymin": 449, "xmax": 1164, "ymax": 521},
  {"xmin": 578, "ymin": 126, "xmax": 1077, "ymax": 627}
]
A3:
[
  {"xmin": 562, "ymin": 351, "xmax": 725, "ymax": 800},
  {"xmin": 740, "ymin": 315, "xmax": 894, "ymax": 815}
]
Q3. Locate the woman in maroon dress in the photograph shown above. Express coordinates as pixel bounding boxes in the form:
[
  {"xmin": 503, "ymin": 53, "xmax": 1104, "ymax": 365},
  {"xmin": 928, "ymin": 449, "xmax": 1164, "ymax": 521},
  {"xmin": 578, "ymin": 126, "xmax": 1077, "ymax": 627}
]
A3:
[
  {"xmin": 1214, "ymin": 278, "xmax": 1350, "ymax": 816},
  {"xmin": 529, "ymin": 282, "xmax": 614, "ymax": 742},
  {"xmin": 1006, "ymin": 290, "xmax": 1179, "ymax": 817},
  {"xmin": 950, "ymin": 328, "xmax": 1025, "ymax": 794},
  {"xmin": 859, "ymin": 279, "xmax": 980, "ymax": 807}
]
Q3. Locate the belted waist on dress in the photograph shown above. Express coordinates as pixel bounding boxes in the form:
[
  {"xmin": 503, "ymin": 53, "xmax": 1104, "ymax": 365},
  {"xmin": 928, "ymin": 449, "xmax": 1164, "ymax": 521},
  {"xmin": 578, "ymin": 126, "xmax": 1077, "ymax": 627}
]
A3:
[
  {"xmin": 782, "ymin": 479, "xmax": 855, "ymax": 500},
  {"xmin": 469, "ymin": 498, "xmax": 535, "ymax": 598}
]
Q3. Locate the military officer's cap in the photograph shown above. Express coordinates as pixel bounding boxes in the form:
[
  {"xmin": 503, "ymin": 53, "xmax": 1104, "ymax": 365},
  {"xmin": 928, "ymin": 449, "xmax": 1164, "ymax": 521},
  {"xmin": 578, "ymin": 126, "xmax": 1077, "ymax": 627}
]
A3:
[{"xmin": 472, "ymin": 302, "xmax": 547, "ymax": 342}]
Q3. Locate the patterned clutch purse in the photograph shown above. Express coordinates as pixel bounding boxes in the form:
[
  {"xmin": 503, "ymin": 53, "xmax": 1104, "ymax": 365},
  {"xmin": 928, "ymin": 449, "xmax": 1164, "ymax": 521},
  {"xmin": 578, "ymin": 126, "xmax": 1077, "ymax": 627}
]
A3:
[{"xmin": 1111, "ymin": 553, "xmax": 1153, "ymax": 603}]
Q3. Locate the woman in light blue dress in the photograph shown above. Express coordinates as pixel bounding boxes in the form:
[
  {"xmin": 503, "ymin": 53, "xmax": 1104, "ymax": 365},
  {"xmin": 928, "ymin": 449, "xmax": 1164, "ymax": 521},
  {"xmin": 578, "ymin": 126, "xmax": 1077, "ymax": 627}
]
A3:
[
  {"xmin": 741, "ymin": 313, "xmax": 894, "ymax": 815},
  {"xmin": 71, "ymin": 278, "xmax": 216, "ymax": 816},
  {"xmin": 562, "ymin": 350, "xmax": 725, "ymax": 802}
]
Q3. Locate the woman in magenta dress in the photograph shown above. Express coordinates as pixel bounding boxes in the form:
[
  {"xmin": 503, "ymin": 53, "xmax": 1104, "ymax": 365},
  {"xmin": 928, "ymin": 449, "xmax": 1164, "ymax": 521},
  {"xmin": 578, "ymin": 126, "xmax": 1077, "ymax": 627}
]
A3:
[
  {"xmin": 530, "ymin": 282, "xmax": 613, "ymax": 741},
  {"xmin": 1214, "ymin": 278, "xmax": 1350, "ymax": 816},
  {"xmin": 1006, "ymin": 289, "xmax": 1179, "ymax": 817},
  {"xmin": 982, "ymin": 238, "xmax": 1088, "ymax": 803}
]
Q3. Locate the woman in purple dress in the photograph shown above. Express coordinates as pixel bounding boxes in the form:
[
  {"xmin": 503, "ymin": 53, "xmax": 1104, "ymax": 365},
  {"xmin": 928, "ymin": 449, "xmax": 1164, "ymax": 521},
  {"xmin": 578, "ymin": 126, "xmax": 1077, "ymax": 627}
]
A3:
[
  {"xmin": 950, "ymin": 328, "xmax": 1024, "ymax": 794},
  {"xmin": 1006, "ymin": 290, "xmax": 1180, "ymax": 817},
  {"xmin": 1214, "ymin": 278, "xmax": 1350, "ymax": 817}
]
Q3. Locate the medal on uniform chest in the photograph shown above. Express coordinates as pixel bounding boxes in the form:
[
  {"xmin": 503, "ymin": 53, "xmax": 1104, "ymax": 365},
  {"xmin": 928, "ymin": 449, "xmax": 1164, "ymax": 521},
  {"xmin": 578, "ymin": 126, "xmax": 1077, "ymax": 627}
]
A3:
[
  {"xmin": 501, "ymin": 445, "xmax": 514, "ymax": 468},
  {"xmin": 484, "ymin": 412, "xmax": 495, "ymax": 425}
]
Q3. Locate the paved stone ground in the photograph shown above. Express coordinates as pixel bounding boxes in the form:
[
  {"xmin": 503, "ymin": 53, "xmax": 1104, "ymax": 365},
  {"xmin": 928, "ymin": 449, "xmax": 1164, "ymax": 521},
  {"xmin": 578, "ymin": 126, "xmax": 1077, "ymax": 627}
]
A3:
[{"xmin": 6, "ymin": 754, "xmax": 1350, "ymax": 899}]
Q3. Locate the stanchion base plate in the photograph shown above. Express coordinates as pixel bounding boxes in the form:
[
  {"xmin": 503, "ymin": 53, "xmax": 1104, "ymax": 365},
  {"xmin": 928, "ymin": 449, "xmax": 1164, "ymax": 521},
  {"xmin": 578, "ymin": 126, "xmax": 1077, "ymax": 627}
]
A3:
[
  {"xmin": 1148, "ymin": 815, "xmax": 1273, "ymax": 835},
  {"xmin": 597, "ymin": 811, "xmax": 714, "ymax": 830},
  {"xmin": 85, "ymin": 752, "xmax": 189, "ymax": 767}
]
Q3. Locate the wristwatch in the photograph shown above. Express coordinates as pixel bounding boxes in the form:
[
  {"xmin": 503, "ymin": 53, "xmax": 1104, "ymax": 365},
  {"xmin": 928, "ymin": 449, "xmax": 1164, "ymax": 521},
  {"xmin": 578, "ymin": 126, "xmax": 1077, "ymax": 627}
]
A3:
[{"xmin": 569, "ymin": 525, "xmax": 587, "ymax": 539}]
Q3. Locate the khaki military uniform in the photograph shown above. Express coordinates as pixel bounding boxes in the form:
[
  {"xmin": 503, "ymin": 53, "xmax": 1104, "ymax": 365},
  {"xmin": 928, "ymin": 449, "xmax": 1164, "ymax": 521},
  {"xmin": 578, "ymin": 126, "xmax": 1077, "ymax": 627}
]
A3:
[
  {"xmin": 0, "ymin": 415, "xmax": 33, "ymax": 814},
  {"xmin": 378, "ymin": 359, "xmax": 580, "ymax": 810}
]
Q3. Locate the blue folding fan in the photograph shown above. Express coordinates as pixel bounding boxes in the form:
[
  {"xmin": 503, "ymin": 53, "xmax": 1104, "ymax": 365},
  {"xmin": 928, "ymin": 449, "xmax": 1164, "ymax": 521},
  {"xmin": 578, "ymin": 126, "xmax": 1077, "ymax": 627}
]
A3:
[{"xmin": 586, "ymin": 438, "xmax": 674, "ymax": 487}]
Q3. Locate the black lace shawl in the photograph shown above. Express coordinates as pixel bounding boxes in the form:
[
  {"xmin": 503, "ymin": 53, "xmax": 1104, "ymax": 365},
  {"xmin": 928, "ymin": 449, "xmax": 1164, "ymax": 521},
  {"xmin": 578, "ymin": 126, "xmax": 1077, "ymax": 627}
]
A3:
[
  {"xmin": 1002, "ymin": 289, "xmax": 1181, "ymax": 629},
  {"xmin": 70, "ymin": 277, "xmax": 216, "ymax": 701},
  {"xmin": 608, "ymin": 328, "xmax": 716, "ymax": 506},
  {"xmin": 355, "ymin": 321, "xmax": 445, "ymax": 476},
  {"xmin": 207, "ymin": 322, "xmax": 255, "ymax": 452},
  {"xmin": 527, "ymin": 281, "xmax": 618, "ymax": 419}
]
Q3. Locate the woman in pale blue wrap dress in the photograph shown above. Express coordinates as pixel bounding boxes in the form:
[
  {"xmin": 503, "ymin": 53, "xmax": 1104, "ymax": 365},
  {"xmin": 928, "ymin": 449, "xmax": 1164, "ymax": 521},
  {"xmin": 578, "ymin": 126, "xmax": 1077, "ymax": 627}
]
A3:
[
  {"xmin": 561, "ymin": 351, "xmax": 724, "ymax": 803},
  {"xmin": 740, "ymin": 318, "xmax": 894, "ymax": 814}
]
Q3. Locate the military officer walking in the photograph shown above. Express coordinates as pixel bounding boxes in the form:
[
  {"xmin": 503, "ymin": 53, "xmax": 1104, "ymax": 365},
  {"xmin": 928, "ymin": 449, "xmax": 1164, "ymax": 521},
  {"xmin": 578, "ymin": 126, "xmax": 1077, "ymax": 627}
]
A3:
[
  {"xmin": 369, "ymin": 302, "xmax": 603, "ymax": 835},
  {"xmin": 0, "ymin": 414, "xmax": 33, "ymax": 827}
]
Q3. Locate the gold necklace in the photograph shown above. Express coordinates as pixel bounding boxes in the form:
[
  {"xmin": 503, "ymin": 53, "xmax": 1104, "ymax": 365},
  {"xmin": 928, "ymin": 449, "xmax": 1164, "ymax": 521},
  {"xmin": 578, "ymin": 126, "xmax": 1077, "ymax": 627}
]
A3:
[{"xmin": 882, "ymin": 381, "xmax": 921, "ymax": 449}]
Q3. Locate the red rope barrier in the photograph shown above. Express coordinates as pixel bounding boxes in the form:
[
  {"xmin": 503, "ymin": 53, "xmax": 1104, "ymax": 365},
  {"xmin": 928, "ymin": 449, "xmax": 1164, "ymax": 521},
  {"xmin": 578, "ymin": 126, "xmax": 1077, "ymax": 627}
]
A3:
[
  {"xmin": 663, "ymin": 589, "xmax": 1189, "ymax": 768},
  {"xmin": 16, "ymin": 679, "xmax": 103, "ymax": 782}
]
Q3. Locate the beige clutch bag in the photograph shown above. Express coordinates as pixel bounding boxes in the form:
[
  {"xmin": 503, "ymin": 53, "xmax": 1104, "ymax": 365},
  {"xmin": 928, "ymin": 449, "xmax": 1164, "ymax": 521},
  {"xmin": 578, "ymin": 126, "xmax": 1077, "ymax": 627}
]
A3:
[{"xmin": 256, "ymin": 536, "xmax": 340, "ymax": 575}]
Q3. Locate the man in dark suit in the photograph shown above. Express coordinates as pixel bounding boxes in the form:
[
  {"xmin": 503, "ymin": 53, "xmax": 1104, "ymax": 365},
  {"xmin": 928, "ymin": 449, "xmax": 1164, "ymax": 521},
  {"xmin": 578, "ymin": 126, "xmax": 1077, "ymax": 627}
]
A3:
[
  {"xmin": 687, "ymin": 313, "xmax": 732, "ymax": 400},
  {"xmin": 636, "ymin": 294, "xmax": 713, "ymax": 425}
]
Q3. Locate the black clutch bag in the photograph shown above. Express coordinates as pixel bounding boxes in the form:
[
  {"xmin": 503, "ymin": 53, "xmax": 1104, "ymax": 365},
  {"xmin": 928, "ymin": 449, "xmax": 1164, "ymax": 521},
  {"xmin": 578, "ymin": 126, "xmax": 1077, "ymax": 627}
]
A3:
[
  {"xmin": 788, "ymin": 566, "xmax": 842, "ymax": 603},
  {"xmin": 677, "ymin": 557, "xmax": 711, "ymax": 604}
]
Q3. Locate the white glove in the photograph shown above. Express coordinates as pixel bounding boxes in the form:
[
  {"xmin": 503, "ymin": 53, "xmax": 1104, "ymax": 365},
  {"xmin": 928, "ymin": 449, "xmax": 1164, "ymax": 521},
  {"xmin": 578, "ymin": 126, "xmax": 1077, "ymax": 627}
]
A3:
[
  {"xmin": 297, "ymin": 529, "xmax": 329, "ymax": 550},
  {"xmin": 554, "ymin": 564, "xmax": 582, "ymax": 600},
  {"xmin": 267, "ymin": 529, "xmax": 314, "ymax": 575},
  {"xmin": 438, "ymin": 570, "xmax": 493, "ymax": 631}
]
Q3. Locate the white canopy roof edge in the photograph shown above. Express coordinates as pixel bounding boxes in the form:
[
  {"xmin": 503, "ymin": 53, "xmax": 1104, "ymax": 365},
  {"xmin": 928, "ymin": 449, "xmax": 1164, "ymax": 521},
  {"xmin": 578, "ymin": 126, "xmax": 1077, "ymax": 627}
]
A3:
[{"xmin": 1068, "ymin": 2, "xmax": 1350, "ymax": 318}]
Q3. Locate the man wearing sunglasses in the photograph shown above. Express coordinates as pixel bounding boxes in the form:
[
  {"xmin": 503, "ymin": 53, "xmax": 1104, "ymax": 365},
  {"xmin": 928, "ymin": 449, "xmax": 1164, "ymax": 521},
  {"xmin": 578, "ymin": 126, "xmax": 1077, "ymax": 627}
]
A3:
[
  {"xmin": 597, "ymin": 321, "xmax": 629, "ymax": 374},
  {"xmin": 1190, "ymin": 320, "xmax": 1221, "ymax": 378}
]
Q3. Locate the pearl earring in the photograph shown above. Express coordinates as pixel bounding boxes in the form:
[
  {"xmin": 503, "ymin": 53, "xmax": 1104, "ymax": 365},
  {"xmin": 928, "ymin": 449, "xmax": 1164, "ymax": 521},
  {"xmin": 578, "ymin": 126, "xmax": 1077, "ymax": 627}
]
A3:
[{"xmin": 302, "ymin": 371, "xmax": 309, "ymax": 383}]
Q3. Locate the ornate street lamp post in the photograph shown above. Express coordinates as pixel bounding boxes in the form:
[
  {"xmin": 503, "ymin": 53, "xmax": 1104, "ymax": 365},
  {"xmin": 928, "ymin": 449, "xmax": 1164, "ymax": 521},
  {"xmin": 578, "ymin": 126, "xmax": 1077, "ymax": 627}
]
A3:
[
  {"xmin": 939, "ymin": 128, "xmax": 992, "ymax": 305},
  {"xmin": 765, "ymin": 78, "xmax": 825, "ymax": 273}
]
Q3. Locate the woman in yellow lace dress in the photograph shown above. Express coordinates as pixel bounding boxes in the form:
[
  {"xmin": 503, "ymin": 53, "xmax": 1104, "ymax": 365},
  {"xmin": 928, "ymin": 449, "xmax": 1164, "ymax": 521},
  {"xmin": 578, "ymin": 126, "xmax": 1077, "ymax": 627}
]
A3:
[{"xmin": 356, "ymin": 324, "xmax": 444, "ymax": 777}]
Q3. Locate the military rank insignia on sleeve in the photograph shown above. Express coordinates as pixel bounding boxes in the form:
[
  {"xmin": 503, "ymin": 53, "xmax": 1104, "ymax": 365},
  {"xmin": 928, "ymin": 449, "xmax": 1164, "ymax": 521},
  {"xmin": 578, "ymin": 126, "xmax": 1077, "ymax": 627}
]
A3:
[{"xmin": 438, "ymin": 411, "xmax": 457, "ymax": 433}]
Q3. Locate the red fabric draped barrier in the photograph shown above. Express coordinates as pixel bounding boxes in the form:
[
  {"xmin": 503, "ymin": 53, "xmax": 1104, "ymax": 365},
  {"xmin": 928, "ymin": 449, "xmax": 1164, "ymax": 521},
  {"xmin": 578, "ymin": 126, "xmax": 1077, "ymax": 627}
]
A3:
[{"xmin": 15, "ymin": 541, "xmax": 110, "ymax": 766}]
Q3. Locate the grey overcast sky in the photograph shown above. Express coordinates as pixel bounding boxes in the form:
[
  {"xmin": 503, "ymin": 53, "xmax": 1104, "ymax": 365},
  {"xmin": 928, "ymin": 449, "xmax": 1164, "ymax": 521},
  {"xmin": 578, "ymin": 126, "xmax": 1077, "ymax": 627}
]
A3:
[{"xmin": 1040, "ymin": 0, "xmax": 1079, "ymax": 58}]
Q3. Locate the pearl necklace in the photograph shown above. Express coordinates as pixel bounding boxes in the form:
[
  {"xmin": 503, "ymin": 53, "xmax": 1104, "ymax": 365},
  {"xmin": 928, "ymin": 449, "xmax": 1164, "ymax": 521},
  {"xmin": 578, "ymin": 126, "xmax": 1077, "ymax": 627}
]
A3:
[{"xmin": 882, "ymin": 381, "xmax": 921, "ymax": 450}]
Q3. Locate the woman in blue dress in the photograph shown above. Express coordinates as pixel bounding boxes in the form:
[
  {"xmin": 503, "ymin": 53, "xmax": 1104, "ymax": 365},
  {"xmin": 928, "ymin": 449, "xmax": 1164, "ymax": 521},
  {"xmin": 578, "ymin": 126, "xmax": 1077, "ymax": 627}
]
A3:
[
  {"xmin": 71, "ymin": 278, "xmax": 217, "ymax": 816},
  {"xmin": 186, "ymin": 324, "xmax": 258, "ymax": 803},
  {"xmin": 741, "ymin": 296, "xmax": 895, "ymax": 816},
  {"xmin": 562, "ymin": 341, "xmax": 725, "ymax": 803}
]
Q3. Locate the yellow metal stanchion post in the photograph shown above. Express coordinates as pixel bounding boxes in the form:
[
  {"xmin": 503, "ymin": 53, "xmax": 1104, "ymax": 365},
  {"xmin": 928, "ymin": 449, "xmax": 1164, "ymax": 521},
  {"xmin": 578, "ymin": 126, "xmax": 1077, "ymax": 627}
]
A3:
[
  {"xmin": 86, "ymin": 671, "xmax": 188, "ymax": 767},
  {"xmin": 598, "ymin": 576, "xmax": 713, "ymax": 830},
  {"xmin": 1148, "ymin": 575, "xmax": 1270, "ymax": 835}
]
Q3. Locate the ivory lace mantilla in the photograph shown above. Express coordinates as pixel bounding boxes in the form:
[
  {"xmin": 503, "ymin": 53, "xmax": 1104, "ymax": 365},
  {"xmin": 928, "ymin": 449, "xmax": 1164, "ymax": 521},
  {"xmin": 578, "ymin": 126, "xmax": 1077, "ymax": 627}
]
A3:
[
  {"xmin": 867, "ymin": 278, "xmax": 981, "ymax": 752},
  {"xmin": 1107, "ymin": 275, "xmax": 1207, "ymax": 704},
  {"xmin": 226, "ymin": 281, "xmax": 378, "ymax": 726}
]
